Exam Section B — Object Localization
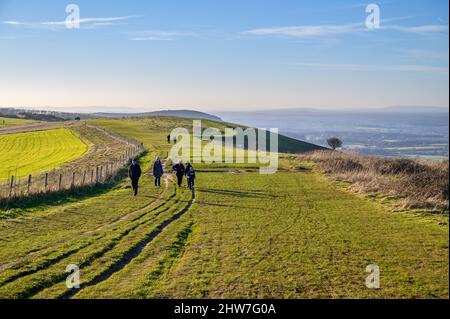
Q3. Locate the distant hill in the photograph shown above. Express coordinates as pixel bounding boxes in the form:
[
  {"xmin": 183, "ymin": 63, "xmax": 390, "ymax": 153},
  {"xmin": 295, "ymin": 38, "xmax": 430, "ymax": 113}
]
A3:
[
  {"xmin": 381, "ymin": 106, "xmax": 449, "ymax": 113},
  {"xmin": 93, "ymin": 110, "xmax": 222, "ymax": 122},
  {"xmin": 1, "ymin": 108, "xmax": 223, "ymax": 122},
  {"xmin": 0, "ymin": 107, "xmax": 93, "ymax": 121}
]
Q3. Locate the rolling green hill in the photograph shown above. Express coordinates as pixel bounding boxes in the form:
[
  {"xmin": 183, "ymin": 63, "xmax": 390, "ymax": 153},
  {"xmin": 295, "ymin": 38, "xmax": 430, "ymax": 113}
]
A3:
[{"xmin": 0, "ymin": 116, "xmax": 447, "ymax": 299}]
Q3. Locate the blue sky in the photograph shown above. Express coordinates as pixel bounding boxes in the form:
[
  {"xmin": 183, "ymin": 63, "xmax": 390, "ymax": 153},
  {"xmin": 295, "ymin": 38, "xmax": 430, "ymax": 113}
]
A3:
[{"xmin": 0, "ymin": 0, "xmax": 448, "ymax": 112}]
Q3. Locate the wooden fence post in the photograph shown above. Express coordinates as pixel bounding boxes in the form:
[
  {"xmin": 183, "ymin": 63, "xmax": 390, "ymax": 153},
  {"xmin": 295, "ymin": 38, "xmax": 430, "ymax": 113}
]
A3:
[
  {"xmin": 96, "ymin": 167, "xmax": 99, "ymax": 183},
  {"xmin": 44, "ymin": 173, "xmax": 48, "ymax": 192},
  {"xmin": 91, "ymin": 169, "xmax": 94, "ymax": 184},
  {"xmin": 27, "ymin": 175, "xmax": 32, "ymax": 194},
  {"xmin": 82, "ymin": 171, "xmax": 86, "ymax": 186},
  {"xmin": 59, "ymin": 174, "xmax": 63, "ymax": 191},
  {"xmin": 8, "ymin": 176, "xmax": 14, "ymax": 198}
]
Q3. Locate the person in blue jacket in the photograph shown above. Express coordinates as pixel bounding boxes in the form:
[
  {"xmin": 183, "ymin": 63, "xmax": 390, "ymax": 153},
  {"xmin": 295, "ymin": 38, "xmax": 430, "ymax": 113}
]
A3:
[
  {"xmin": 153, "ymin": 157, "xmax": 164, "ymax": 187},
  {"xmin": 186, "ymin": 165, "xmax": 196, "ymax": 191}
]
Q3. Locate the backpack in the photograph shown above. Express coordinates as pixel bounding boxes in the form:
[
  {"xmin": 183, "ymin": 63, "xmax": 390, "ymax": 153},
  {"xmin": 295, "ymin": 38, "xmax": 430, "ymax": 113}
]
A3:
[{"xmin": 187, "ymin": 169, "xmax": 196, "ymax": 179}]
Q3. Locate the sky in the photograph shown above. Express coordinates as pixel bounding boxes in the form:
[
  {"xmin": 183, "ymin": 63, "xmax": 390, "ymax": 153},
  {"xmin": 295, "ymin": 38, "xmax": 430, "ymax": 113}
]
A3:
[{"xmin": 0, "ymin": 0, "xmax": 448, "ymax": 112}]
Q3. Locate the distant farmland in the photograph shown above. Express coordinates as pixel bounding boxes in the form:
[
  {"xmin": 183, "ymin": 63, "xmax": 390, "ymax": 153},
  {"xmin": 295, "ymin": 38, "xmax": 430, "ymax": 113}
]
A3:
[
  {"xmin": 0, "ymin": 128, "xmax": 88, "ymax": 178},
  {"xmin": 0, "ymin": 116, "xmax": 34, "ymax": 128}
]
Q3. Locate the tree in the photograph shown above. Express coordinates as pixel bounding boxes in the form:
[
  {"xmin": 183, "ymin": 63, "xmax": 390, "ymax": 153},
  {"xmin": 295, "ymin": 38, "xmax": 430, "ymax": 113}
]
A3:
[{"xmin": 327, "ymin": 137, "xmax": 343, "ymax": 151}]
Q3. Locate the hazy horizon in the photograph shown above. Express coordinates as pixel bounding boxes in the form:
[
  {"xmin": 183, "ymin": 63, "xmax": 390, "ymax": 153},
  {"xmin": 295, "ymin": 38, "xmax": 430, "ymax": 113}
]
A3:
[{"xmin": 1, "ymin": 104, "xmax": 449, "ymax": 115}]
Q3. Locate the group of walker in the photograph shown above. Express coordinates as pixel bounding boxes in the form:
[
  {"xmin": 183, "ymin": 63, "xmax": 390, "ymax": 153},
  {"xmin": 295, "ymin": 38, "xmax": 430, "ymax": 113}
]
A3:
[
  {"xmin": 167, "ymin": 134, "xmax": 177, "ymax": 145},
  {"xmin": 172, "ymin": 160, "xmax": 196, "ymax": 190},
  {"xmin": 128, "ymin": 157, "xmax": 196, "ymax": 196}
]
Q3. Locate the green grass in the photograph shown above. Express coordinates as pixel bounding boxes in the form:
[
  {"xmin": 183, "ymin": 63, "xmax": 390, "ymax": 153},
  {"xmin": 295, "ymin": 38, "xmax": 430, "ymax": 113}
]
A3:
[
  {"xmin": 0, "ymin": 117, "xmax": 34, "ymax": 127},
  {"xmin": 0, "ymin": 128, "xmax": 89, "ymax": 178},
  {"xmin": 0, "ymin": 116, "xmax": 447, "ymax": 299},
  {"xmin": 73, "ymin": 171, "xmax": 448, "ymax": 299}
]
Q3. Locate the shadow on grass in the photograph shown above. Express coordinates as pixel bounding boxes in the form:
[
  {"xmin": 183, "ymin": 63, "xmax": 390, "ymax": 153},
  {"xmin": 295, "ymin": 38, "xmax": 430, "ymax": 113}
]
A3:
[
  {"xmin": 197, "ymin": 187, "xmax": 280, "ymax": 199},
  {"xmin": 196, "ymin": 200, "xmax": 266, "ymax": 210}
]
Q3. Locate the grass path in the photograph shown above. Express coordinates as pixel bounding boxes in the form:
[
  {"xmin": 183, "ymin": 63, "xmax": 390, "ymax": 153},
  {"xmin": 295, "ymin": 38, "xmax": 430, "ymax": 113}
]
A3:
[
  {"xmin": 0, "ymin": 118, "xmax": 447, "ymax": 299},
  {"xmin": 75, "ymin": 171, "xmax": 448, "ymax": 299}
]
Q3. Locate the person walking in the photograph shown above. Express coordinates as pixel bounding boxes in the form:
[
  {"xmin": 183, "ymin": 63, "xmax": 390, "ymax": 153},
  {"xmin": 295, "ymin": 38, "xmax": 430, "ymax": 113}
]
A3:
[
  {"xmin": 129, "ymin": 158, "xmax": 142, "ymax": 196},
  {"xmin": 173, "ymin": 137, "xmax": 177, "ymax": 145},
  {"xmin": 172, "ymin": 161, "xmax": 185, "ymax": 187},
  {"xmin": 185, "ymin": 161, "xmax": 192, "ymax": 177},
  {"xmin": 186, "ymin": 166, "xmax": 196, "ymax": 191},
  {"xmin": 167, "ymin": 134, "xmax": 171, "ymax": 144},
  {"xmin": 153, "ymin": 156, "xmax": 164, "ymax": 187}
]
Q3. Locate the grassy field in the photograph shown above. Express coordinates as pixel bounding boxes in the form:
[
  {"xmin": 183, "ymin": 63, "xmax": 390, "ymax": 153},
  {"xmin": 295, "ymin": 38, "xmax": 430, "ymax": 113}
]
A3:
[
  {"xmin": 0, "ymin": 117, "xmax": 447, "ymax": 299},
  {"xmin": 74, "ymin": 172, "xmax": 448, "ymax": 299},
  {"xmin": 0, "ymin": 128, "xmax": 88, "ymax": 178},
  {"xmin": 0, "ymin": 116, "xmax": 34, "ymax": 128}
]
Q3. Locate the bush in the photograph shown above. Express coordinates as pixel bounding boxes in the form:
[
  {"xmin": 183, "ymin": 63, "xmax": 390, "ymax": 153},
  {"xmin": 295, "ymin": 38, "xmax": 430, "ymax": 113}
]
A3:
[
  {"xmin": 318, "ymin": 157, "xmax": 364, "ymax": 173},
  {"xmin": 298, "ymin": 151, "xmax": 449, "ymax": 212},
  {"xmin": 373, "ymin": 158, "xmax": 427, "ymax": 175}
]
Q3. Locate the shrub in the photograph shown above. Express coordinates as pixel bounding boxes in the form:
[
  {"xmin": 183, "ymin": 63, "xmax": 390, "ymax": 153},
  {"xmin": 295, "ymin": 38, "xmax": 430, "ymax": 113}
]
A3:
[
  {"xmin": 298, "ymin": 151, "xmax": 449, "ymax": 212},
  {"xmin": 372, "ymin": 158, "xmax": 427, "ymax": 175}
]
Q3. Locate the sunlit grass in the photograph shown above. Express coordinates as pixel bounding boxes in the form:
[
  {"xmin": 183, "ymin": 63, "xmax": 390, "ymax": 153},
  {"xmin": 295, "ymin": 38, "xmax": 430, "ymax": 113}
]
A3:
[{"xmin": 0, "ymin": 128, "xmax": 88, "ymax": 178}]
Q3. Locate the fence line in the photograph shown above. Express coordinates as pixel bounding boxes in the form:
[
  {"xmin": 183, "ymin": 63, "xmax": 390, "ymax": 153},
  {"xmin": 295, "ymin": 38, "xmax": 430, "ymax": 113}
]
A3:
[{"xmin": 0, "ymin": 128, "xmax": 145, "ymax": 200}]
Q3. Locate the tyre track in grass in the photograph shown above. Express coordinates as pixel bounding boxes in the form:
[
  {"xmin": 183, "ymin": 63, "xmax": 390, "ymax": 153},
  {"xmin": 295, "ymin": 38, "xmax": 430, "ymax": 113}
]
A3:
[
  {"xmin": 1, "ymin": 194, "xmax": 183, "ymax": 299},
  {"xmin": 91, "ymin": 166, "xmax": 173, "ymax": 233},
  {"xmin": 60, "ymin": 185, "xmax": 196, "ymax": 299},
  {"xmin": 0, "ymin": 184, "xmax": 175, "ymax": 282},
  {"xmin": 0, "ymin": 164, "xmax": 174, "ymax": 290}
]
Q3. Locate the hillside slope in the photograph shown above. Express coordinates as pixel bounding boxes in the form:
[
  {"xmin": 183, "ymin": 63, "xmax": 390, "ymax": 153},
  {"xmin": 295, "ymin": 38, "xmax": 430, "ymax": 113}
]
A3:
[
  {"xmin": 0, "ymin": 116, "xmax": 447, "ymax": 299},
  {"xmin": 94, "ymin": 110, "xmax": 223, "ymax": 122}
]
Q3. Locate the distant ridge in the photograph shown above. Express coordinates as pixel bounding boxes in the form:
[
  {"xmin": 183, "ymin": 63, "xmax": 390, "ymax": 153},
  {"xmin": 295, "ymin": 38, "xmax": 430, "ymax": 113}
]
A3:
[
  {"xmin": 381, "ymin": 106, "xmax": 449, "ymax": 113},
  {"xmin": 93, "ymin": 110, "xmax": 223, "ymax": 121},
  {"xmin": 219, "ymin": 105, "xmax": 449, "ymax": 115},
  {"xmin": 0, "ymin": 108, "xmax": 223, "ymax": 122}
]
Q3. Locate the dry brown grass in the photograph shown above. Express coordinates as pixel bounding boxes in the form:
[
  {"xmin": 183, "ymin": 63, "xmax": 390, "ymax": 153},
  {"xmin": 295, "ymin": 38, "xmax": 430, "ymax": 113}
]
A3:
[{"xmin": 298, "ymin": 151, "xmax": 449, "ymax": 213}]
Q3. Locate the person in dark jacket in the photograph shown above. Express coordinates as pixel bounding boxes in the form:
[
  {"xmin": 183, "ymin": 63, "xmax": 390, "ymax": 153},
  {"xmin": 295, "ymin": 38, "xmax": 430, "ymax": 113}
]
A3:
[
  {"xmin": 153, "ymin": 157, "xmax": 164, "ymax": 187},
  {"xmin": 186, "ymin": 166, "xmax": 196, "ymax": 191},
  {"xmin": 129, "ymin": 158, "xmax": 142, "ymax": 196},
  {"xmin": 185, "ymin": 162, "xmax": 192, "ymax": 177},
  {"xmin": 167, "ymin": 134, "xmax": 171, "ymax": 144},
  {"xmin": 172, "ymin": 161, "xmax": 185, "ymax": 187}
]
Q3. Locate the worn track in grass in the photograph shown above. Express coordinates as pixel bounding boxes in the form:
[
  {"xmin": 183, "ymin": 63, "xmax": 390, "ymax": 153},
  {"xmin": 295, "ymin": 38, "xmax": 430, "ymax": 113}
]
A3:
[{"xmin": 60, "ymin": 187, "xmax": 195, "ymax": 299}]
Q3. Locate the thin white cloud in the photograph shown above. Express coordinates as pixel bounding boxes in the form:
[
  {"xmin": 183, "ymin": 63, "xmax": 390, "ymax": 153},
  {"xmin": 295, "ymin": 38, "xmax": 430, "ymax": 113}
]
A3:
[
  {"xmin": 129, "ymin": 31, "xmax": 196, "ymax": 41},
  {"xmin": 245, "ymin": 23, "xmax": 448, "ymax": 38},
  {"xmin": 384, "ymin": 24, "xmax": 449, "ymax": 33},
  {"xmin": 246, "ymin": 23, "xmax": 364, "ymax": 38},
  {"xmin": 2, "ymin": 15, "xmax": 139, "ymax": 29},
  {"xmin": 394, "ymin": 48, "xmax": 449, "ymax": 61},
  {"xmin": 41, "ymin": 16, "xmax": 136, "ymax": 26},
  {"xmin": 3, "ymin": 21, "xmax": 26, "ymax": 25},
  {"xmin": 390, "ymin": 64, "xmax": 449, "ymax": 73},
  {"xmin": 289, "ymin": 62, "xmax": 449, "ymax": 74}
]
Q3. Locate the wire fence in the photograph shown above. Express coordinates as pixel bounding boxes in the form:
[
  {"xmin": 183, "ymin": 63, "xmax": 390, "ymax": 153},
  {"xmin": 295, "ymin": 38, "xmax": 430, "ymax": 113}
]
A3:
[{"xmin": 0, "ymin": 127, "xmax": 145, "ymax": 200}]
